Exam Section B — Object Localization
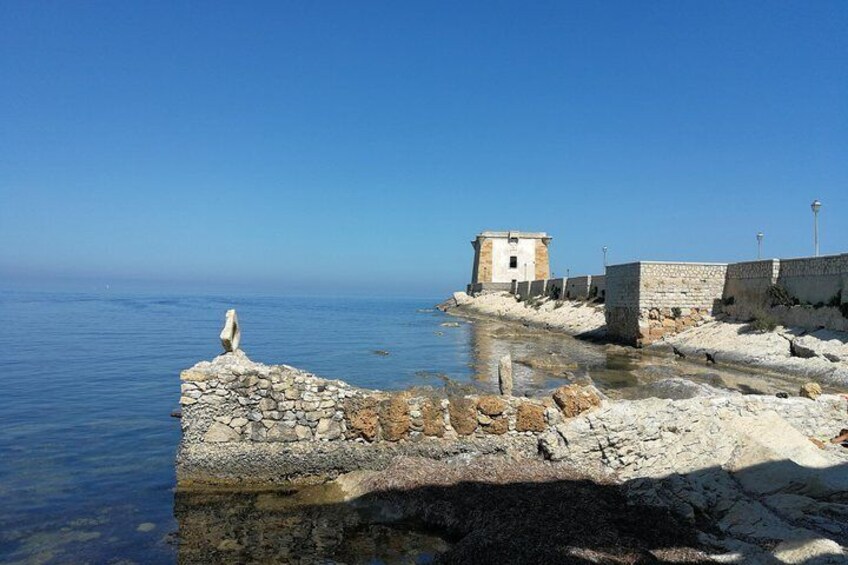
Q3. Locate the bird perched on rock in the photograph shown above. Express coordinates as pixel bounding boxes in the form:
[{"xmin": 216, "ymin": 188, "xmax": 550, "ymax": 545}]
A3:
[
  {"xmin": 705, "ymin": 352, "xmax": 717, "ymax": 364},
  {"xmin": 672, "ymin": 346, "xmax": 686, "ymax": 359}
]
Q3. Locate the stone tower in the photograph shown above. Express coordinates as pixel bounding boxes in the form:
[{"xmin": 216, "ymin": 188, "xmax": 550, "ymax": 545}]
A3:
[{"xmin": 470, "ymin": 231, "xmax": 551, "ymax": 288}]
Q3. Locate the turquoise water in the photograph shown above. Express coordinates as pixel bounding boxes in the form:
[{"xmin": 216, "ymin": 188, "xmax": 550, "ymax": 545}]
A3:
[{"xmin": 0, "ymin": 291, "xmax": 793, "ymax": 563}]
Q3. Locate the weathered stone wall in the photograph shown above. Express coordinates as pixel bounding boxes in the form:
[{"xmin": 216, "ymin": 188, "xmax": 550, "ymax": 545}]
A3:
[
  {"xmin": 529, "ymin": 279, "xmax": 547, "ymax": 298},
  {"xmin": 534, "ymin": 239, "xmax": 550, "ymax": 280},
  {"xmin": 565, "ymin": 276, "xmax": 591, "ymax": 300},
  {"xmin": 178, "ymin": 352, "xmax": 564, "ymax": 483},
  {"xmin": 516, "ymin": 281, "xmax": 531, "ymax": 301},
  {"xmin": 721, "ymin": 254, "xmax": 848, "ymax": 331},
  {"xmin": 778, "ymin": 254, "xmax": 848, "ymax": 306},
  {"xmin": 722, "ymin": 259, "xmax": 780, "ymax": 320},
  {"xmin": 604, "ymin": 262, "xmax": 727, "ymax": 346},
  {"xmin": 589, "ymin": 275, "xmax": 606, "ymax": 300},
  {"xmin": 546, "ymin": 277, "xmax": 565, "ymax": 299}
]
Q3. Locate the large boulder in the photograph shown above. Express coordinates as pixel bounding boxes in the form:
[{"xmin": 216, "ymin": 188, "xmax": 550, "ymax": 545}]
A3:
[
  {"xmin": 344, "ymin": 397, "xmax": 379, "ymax": 442},
  {"xmin": 380, "ymin": 394, "xmax": 411, "ymax": 441},
  {"xmin": 552, "ymin": 384, "xmax": 602, "ymax": 418},
  {"xmin": 449, "ymin": 397, "xmax": 478, "ymax": 436},
  {"xmin": 515, "ymin": 403, "xmax": 546, "ymax": 432}
]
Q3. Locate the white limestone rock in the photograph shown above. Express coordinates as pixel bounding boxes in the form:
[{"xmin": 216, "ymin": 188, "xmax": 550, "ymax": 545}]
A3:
[
  {"xmin": 498, "ymin": 354, "xmax": 513, "ymax": 396},
  {"xmin": 203, "ymin": 422, "xmax": 240, "ymax": 443},
  {"xmin": 219, "ymin": 309, "xmax": 241, "ymax": 353}
]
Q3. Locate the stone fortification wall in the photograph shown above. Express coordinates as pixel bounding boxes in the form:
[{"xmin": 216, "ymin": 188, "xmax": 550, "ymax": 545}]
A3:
[
  {"xmin": 605, "ymin": 262, "xmax": 727, "ymax": 346},
  {"xmin": 722, "ymin": 259, "xmax": 780, "ymax": 320},
  {"xmin": 721, "ymin": 254, "xmax": 848, "ymax": 331},
  {"xmin": 778, "ymin": 254, "xmax": 848, "ymax": 306},
  {"xmin": 565, "ymin": 276, "xmax": 591, "ymax": 300}
]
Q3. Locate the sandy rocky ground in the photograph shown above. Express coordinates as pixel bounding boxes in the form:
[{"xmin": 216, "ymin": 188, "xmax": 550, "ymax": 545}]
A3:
[{"xmin": 445, "ymin": 291, "xmax": 848, "ymax": 388}]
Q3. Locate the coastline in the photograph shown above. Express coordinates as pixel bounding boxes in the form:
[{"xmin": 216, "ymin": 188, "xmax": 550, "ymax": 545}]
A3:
[{"xmin": 442, "ymin": 291, "xmax": 848, "ymax": 388}]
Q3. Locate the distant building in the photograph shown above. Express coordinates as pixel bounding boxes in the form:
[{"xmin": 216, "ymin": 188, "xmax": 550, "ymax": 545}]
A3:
[{"xmin": 469, "ymin": 231, "xmax": 551, "ymax": 292}]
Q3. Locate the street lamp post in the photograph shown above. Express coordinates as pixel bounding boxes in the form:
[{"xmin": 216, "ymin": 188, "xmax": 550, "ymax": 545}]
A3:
[
  {"xmin": 602, "ymin": 246, "xmax": 608, "ymax": 269},
  {"xmin": 756, "ymin": 232, "xmax": 764, "ymax": 260},
  {"xmin": 811, "ymin": 200, "xmax": 822, "ymax": 257}
]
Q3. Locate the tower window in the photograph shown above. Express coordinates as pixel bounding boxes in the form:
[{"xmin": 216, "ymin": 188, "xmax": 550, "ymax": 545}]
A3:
[{"xmin": 509, "ymin": 256, "xmax": 518, "ymax": 269}]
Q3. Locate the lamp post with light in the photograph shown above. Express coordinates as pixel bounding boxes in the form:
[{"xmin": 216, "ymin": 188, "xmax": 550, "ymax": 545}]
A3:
[
  {"xmin": 602, "ymin": 246, "xmax": 608, "ymax": 269},
  {"xmin": 756, "ymin": 232, "xmax": 764, "ymax": 260},
  {"xmin": 811, "ymin": 200, "xmax": 822, "ymax": 257}
]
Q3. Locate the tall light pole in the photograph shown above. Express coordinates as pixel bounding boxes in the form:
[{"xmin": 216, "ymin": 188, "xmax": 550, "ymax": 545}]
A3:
[
  {"xmin": 602, "ymin": 246, "xmax": 608, "ymax": 269},
  {"xmin": 811, "ymin": 200, "xmax": 822, "ymax": 257},
  {"xmin": 756, "ymin": 232, "xmax": 764, "ymax": 260}
]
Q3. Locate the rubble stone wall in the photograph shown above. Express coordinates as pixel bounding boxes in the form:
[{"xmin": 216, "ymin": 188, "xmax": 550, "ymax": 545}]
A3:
[{"xmin": 178, "ymin": 353, "xmax": 560, "ymax": 483}]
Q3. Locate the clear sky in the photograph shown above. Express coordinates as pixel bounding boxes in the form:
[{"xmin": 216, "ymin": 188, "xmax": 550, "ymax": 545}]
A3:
[{"xmin": 2, "ymin": 1, "xmax": 846, "ymax": 297}]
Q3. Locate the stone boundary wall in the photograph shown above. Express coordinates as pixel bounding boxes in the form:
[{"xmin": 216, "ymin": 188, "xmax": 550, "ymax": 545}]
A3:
[
  {"xmin": 179, "ymin": 353, "xmax": 559, "ymax": 463},
  {"xmin": 546, "ymin": 278, "xmax": 565, "ymax": 300},
  {"xmin": 565, "ymin": 276, "xmax": 591, "ymax": 300},
  {"xmin": 589, "ymin": 275, "xmax": 606, "ymax": 300},
  {"xmin": 529, "ymin": 279, "xmax": 547, "ymax": 298},
  {"xmin": 516, "ymin": 281, "xmax": 532, "ymax": 301}
]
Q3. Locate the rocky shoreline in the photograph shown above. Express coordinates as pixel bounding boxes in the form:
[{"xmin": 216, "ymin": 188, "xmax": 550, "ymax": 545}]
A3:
[
  {"xmin": 443, "ymin": 291, "xmax": 848, "ymax": 387},
  {"xmin": 177, "ymin": 345, "xmax": 848, "ymax": 563}
]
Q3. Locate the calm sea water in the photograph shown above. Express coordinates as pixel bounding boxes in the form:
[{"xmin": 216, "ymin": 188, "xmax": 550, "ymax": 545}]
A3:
[{"xmin": 0, "ymin": 291, "xmax": 799, "ymax": 563}]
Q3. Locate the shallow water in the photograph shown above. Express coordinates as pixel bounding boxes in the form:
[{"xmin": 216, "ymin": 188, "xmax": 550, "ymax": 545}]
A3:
[{"xmin": 0, "ymin": 291, "xmax": 806, "ymax": 563}]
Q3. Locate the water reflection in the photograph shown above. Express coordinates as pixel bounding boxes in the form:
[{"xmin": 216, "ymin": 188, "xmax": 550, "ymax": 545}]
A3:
[
  {"xmin": 174, "ymin": 486, "xmax": 449, "ymax": 564},
  {"xmin": 461, "ymin": 314, "xmax": 807, "ymax": 399}
]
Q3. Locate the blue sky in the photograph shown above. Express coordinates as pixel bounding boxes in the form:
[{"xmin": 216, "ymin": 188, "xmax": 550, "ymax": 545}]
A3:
[{"xmin": 2, "ymin": 1, "xmax": 846, "ymax": 297}]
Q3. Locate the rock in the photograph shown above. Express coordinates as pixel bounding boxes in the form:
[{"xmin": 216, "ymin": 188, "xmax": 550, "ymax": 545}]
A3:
[
  {"xmin": 219, "ymin": 309, "xmax": 241, "ymax": 353},
  {"xmin": 344, "ymin": 397, "xmax": 379, "ymax": 442},
  {"xmin": 136, "ymin": 522, "xmax": 156, "ymax": 532},
  {"xmin": 799, "ymin": 382, "xmax": 822, "ymax": 400},
  {"xmin": 477, "ymin": 395, "xmax": 507, "ymax": 416},
  {"xmin": 449, "ymin": 397, "xmax": 478, "ymax": 436},
  {"xmin": 203, "ymin": 422, "xmax": 240, "ymax": 443},
  {"xmin": 372, "ymin": 350, "xmax": 390, "ymax": 356},
  {"xmin": 440, "ymin": 322, "xmax": 461, "ymax": 328},
  {"xmin": 791, "ymin": 330, "xmax": 848, "ymax": 362},
  {"xmin": 498, "ymin": 354, "xmax": 513, "ymax": 396},
  {"xmin": 380, "ymin": 395, "xmax": 410, "ymax": 441},
  {"xmin": 515, "ymin": 354, "xmax": 578, "ymax": 372},
  {"xmin": 295, "ymin": 425, "xmax": 312, "ymax": 440},
  {"xmin": 552, "ymin": 384, "xmax": 602, "ymax": 418},
  {"xmin": 421, "ymin": 399, "xmax": 445, "ymax": 437},
  {"xmin": 315, "ymin": 418, "xmax": 342, "ymax": 440},
  {"xmin": 631, "ymin": 377, "xmax": 723, "ymax": 400},
  {"xmin": 266, "ymin": 423, "xmax": 298, "ymax": 442},
  {"xmin": 452, "ymin": 291, "xmax": 471, "ymax": 306},
  {"xmin": 515, "ymin": 403, "xmax": 546, "ymax": 432},
  {"xmin": 483, "ymin": 416, "xmax": 509, "ymax": 435},
  {"xmin": 772, "ymin": 538, "xmax": 844, "ymax": 563}
]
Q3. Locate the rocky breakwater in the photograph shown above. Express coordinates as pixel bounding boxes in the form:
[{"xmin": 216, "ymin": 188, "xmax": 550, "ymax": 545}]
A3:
[{"xmin": 176, "ymin": 350, "xmax": 572, "ymax": 486}]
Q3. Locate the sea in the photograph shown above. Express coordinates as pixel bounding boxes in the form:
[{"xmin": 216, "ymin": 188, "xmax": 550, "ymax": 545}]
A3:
[{"xmin": 0, "ymin": 290, "xmax": 802, "ymax": 564}]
